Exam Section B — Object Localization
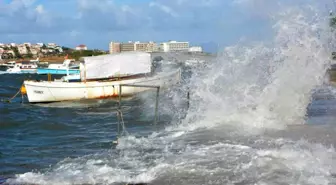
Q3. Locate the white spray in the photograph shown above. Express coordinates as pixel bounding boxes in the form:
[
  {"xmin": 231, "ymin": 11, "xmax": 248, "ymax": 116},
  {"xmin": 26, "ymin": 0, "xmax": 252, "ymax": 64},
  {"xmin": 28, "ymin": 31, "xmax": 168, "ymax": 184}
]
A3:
[{"xmin": 181, "ymin": 0, "xmax": 333, "ymax": 132}]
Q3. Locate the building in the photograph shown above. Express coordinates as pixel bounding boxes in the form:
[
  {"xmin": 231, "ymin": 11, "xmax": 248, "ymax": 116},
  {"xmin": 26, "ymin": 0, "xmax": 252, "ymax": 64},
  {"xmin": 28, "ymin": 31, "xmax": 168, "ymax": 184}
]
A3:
[
  {"xmin": 31, "ymin": 44, "xmax": 42, "ymax": 50},
  {"xmin": 134, "ymin": 41, "xmax": 157, "ymax": 52},
  {"xmin": 109, "ymin": 42, "xmax": 121, "ymax": 54},
  {"xmin": 18, "ymin": 45, "xmax": 28, "ymax": 55},
  {"xmin": 112, "ymin": 40, "xmax": 189, "ymax": 53},
  {"xmin": 24, "ymin": 42, "xmax": 31, "ymax": 47},
  {"xmin": 114, "ymin": 41, "xmax": 158, "ymax": 53},
  {"xmin": 30, "ymin": 48, "xmax": 38, "ymax": 55},
  {"xmin": 47, "ymin": 43, "xmax": 57, "ymax": 48},
  {"xmin": 120, "ymin": 42, "xmax": 135, "ymax": 52},
  {"xmin": 0, "ymin": 48, "xmax": 3, "ymax": 59},
  {"xmin": 75, "ymin": 44, "xmax": 88, "ymax": 51},
  {"xmin": 189, "ymin": 46, "xmax": 203, "ymax": 53},
  {"xmin": 55, "ymin": 46, "xmax": 63, "ymax": 53},
  {"xmin": 41, "ymin": 49, "xmax": 49, "ymax": 54},
  {"xmin": 2, "ymin": 50, "xmax": 15, "ymax": 58},
  {"xmin": 159, "ymin": 41, "xmax": 189, "ymax": 52}
]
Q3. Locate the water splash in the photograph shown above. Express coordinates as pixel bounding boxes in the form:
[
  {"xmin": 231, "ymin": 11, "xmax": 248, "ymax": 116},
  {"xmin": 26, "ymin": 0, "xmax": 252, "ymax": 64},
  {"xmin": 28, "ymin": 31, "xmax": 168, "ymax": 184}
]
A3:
[{"xmin": 181, "ymin": 1, "xmax": 333, "ymax": 132}]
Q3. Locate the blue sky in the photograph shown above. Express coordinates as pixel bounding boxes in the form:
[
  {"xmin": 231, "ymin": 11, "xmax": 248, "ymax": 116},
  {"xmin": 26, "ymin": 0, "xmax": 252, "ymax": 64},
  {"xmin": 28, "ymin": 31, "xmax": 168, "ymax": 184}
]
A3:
[{"xmin": 0, "ymin": 0, "xmax": 270, "ymax": 52}]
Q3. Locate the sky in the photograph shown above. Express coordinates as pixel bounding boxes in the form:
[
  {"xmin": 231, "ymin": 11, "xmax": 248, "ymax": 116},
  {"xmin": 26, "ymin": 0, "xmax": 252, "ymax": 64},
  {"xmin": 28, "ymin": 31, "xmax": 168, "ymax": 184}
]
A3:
[{"xmin": 0, "ymin": 0, "xmax": 271, "ymax": 52}]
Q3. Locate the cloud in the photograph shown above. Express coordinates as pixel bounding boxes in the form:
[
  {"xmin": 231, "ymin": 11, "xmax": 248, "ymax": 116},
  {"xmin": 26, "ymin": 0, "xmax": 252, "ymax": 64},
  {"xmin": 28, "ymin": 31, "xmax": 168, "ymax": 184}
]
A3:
[
  {"xmin": 149, "ymin": 2, "xmax": 178, "ymax": 17},
  {"xmin": 0, "ymin": 0, "xmax": 271, "ymax": 50}
]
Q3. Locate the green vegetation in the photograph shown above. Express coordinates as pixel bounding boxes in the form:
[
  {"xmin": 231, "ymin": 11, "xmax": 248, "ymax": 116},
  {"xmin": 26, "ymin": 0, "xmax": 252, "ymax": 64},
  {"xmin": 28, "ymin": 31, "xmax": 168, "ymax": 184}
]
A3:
[
  {"xmin": 11, "ymin": 46, "xmax": 22, "ymax": 59},
  {"xmin": 62, "ymin": 46, "xmax": 73, "ymax": 54},
  {"xmin": 69, "ymin": 50, "xmax": 106, "ymax": 60},
  {"xmin": 26, "ymin": 46, "xmax": 33, "ymax": 58}
]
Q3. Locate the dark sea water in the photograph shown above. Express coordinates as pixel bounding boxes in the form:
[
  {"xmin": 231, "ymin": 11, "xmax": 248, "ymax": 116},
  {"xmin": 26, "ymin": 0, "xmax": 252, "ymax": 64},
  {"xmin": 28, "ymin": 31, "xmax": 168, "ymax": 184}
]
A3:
[
  {"xmin": 0, "ymin": 73, "xmax": 186, "ymax": 180},
  {"xmin": 1, "ymin": 70, "xmax": 336, "ymax": 185}
]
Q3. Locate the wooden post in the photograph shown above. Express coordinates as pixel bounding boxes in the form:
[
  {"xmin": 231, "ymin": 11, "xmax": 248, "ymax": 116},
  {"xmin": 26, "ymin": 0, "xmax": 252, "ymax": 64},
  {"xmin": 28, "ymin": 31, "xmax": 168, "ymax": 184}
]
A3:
[{"xmin": 47, "ymin": 73, "xmax": 51, "ymax": 82}]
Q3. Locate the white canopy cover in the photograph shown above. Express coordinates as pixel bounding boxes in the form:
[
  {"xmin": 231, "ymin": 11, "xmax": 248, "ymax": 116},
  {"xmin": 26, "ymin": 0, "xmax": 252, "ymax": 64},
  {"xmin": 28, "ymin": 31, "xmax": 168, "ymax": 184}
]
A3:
[{"xmin": 80, "ymin": 51, "xmax": 151, "ymax": 80}]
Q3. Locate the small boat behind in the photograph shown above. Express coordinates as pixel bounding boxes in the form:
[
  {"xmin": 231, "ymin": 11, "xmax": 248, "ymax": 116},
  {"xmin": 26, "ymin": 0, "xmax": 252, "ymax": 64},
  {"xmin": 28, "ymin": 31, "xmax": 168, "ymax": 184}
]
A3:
[
  {"xmin": 0, "ymin": 61, "xmax": 16, "ymax": 71},
  {"xmin": 6, "ymin": 61, "xmax": 38, "ymax": 74},
  {"xmin": 37, "ymin": 59, "xmax": 80, "ymax": 75}
]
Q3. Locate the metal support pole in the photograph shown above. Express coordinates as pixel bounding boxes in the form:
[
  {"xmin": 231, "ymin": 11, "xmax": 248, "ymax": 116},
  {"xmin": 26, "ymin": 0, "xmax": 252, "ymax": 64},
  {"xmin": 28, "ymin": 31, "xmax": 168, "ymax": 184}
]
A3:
[
  {"xmin": 154, "ymin": 87, "xmax": 160, "ymax": 125},
  {"xmin": 187, "ymin": 91, "xmax": 190, "ymax": 110},
  {"xmin": 118, "ymin": 85, "xmax": 122, "ymax": 110},
  {"xmin": 113, "ymin": 84, "xmax": 161, "ymax": 144},
  {"xmin": 117, "ymin": 110, "xmax": 120, "ymax": 136}
]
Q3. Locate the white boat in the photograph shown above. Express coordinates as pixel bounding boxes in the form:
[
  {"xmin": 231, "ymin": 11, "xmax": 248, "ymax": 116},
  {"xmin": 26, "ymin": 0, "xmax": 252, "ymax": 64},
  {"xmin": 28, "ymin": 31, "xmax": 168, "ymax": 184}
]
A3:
[
  {"xmin": 30, "ymin": 57, "xmax": 40, "ymax": 63},
  {"xmin": 6, "ymin": 62, "xmax": 38, "ymax": 74},
  {"xmin": 0, "ymin": 61, "xmax": 16, "ymax": 69},
  {"xmin": 37, "ymin": 59, "xmax": 79, "ymax": 75},
  {"xmin": 23, "ymin": 52, "xmax": 182, "ymax": 103}
]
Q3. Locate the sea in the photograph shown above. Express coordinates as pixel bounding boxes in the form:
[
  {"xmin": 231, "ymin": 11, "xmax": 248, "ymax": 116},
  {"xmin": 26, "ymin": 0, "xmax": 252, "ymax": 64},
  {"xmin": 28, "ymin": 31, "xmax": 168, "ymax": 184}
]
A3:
[{"xmin": 1, "ymin": 0, "xmax": 336, "ymax": 185}]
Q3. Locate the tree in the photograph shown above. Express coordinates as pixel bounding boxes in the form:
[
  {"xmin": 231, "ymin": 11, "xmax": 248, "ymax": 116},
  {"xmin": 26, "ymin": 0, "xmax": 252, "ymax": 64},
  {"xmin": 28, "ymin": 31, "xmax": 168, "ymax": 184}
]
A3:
[
  {"xmin": 11, "ymin": 46, "xmax": 22, "ymax": 59},
  {"xmin": 69, "ymin": 50, "xmax": 105, "ymax": 60},
  {"xmin": 26, "ymin": 46, "xmax": 33, "ymax": 58}
]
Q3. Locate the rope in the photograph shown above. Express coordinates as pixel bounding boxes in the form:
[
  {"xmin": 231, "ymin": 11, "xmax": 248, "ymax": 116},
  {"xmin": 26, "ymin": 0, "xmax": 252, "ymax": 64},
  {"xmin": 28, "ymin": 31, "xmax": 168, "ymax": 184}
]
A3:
[
  {"xmin": 118, "ymin": 110, "xmax": 128, "ymax": 136},
  {"xmin": 3, "ymin": 88, "xmax": 21, "ymax": 103},
  {"xmin": 114, "ymin": 109, "xmax": 128, "ymax": 144},
  {"xmin": 1, "ymin": 83, "xmax": 24, "ymax": 103},
  {"xmin": 117, "ymin": 110, "xmax": 128, "ymax": 136}
]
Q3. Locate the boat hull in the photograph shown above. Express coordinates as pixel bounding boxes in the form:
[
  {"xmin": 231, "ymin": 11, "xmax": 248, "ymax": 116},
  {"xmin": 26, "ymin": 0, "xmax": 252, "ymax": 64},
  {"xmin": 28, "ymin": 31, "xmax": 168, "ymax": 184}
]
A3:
[
  {"xmin": 24, "ymin": 69, "xmax": 181, "ymax": 103},
  {"xmin": 37, "ymin": 68, "xmax": 80, "ymax": 75}
]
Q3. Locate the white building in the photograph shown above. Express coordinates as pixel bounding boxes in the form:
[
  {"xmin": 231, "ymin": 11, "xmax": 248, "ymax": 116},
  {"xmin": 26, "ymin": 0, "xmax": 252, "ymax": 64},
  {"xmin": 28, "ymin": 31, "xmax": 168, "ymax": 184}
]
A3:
[
  {"xmin": 30, "ymin": 48, "xmax": 38, "ymax": 55},
  {"xmin": 189, "ymin": 46, "xmax": 203, "ymax": 53},
  {"xmin": 41, "ymin": 49, "xmax": 48, "ymax": 54},
  {"xmin": 75, "ymin": 44, "xmax": 88, "ymax": 51},
  {"xmin": 159, "ymin": 41, "xmax": 189, "ymax": 52},
  {"xmin": 37, "ymin": 43, "xmax": 44, "ymax": 47},
  {"xmin": 109, "ymin": 42, "xmax": 121, "ymax": 54},
  {"xmin": 24, "ymin": 42, "xmax": 31, "ymax": 47},
  {"xmin": 18, "ymin": 45, "xmax": 28, "ymax": 55},
  {"xmin": 10, "ymin": 43, "xmax": 16, "ymax": 47},
  {"xmin": 0, "ymin": 48, "xmax": 4, "ymax": 59},
  {"xmin": 47, "ymin": 43, "xmax": 57, "ymax": 48},
  {"xmin": 56, "ymin": 46, "xmax": 63, "ymax": 53}
]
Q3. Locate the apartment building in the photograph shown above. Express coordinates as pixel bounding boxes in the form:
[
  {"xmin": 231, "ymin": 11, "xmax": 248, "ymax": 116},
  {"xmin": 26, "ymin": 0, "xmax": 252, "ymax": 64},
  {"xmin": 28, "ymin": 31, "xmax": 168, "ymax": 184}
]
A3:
[
  {"xmin": 160, "ymin": 41, "xmax": 189, "ymax": 52},
  {"xmin": 109, "ymin": 42, "xmax": 121, "ymax": 54},
  {"xmin": 75, "ymin": 44, "xmax": 88, "ymax": 51},
  {"xmin": 120, "ymin": 42, "xmax": 135, "ymax": 52},
  {"xmin": 109, "ymin": 40, "xmax": 190, "ymax": 53},
  {"xmin": 18, "ymin": 44, "xmax": 28, "ymax": 55},
  {"xmin": 134, "ymin": 41, "xmax": 157, "ymax": 53}
]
